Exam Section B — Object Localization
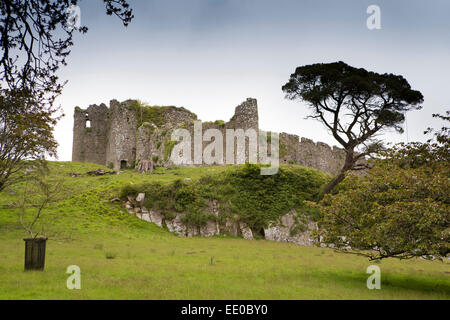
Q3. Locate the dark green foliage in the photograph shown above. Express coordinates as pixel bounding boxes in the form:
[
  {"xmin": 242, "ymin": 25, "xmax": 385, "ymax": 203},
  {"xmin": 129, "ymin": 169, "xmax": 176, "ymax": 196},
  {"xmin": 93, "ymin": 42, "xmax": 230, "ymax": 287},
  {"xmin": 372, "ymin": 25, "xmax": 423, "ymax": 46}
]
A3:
[
  {"xmin": 381, "ymin": 111, "xmax": 450, "ymax": 170},
  {"xmin": 282, "ymin": 62, "xmax": 423, "ymax": 134},
  {"xmin": 119, "ymin": 184, "xmax": 139, "ymax": 200},
  {"xmin": 315, "ymin": 115, "xmax": 450, "ymax": 260},
  {"xmin": 0, "ymin": 90, "xmax": 60, "ymax": 192},
  {"xmin": 120, "ymin": 164, "xmax": 329, "ymax": 231},
  {"xmin": 282, "ymin": 61, "xmax": 424, "ymax": 194},
  {"xmin": 161, "ymin": 211, "xmax": 176, "ymax": 221},
  {"xmin": 181, "ymin": 208, "xmax": 216, "ymax": 228},
  {"xmin": 224, "ymin": 164, "xmax": 326, "ymax": 231}
]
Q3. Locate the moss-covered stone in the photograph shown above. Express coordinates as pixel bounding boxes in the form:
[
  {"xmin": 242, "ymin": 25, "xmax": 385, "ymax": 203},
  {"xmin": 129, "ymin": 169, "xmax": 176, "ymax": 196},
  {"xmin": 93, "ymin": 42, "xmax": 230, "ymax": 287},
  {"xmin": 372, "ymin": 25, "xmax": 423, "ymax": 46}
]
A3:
[{"xmin": 120, "ymin": 164, "xmax": 329, "ymax": 231}]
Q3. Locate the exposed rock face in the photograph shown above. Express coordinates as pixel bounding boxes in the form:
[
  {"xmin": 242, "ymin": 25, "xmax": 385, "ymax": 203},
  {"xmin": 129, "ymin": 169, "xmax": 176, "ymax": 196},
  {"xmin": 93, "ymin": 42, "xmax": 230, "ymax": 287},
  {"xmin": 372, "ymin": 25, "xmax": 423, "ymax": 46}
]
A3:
[
  {"xmin": 200, "ymin": 220, "xmax": 220, "ymax": 237},
  {"xmin": 149, "ymin": 210, "xmax": 163, "ymax": 228},
  {"xmin": 264, "ymin": 210, "xmax": 317, "ymax": 246},
  {"xmin": 140, "ymin": 208, "xmax": 152, "ymax": 223},
  {"xmin": 224, "ymin": 218, "xmax": 240, "ymax": 237},
  {"xmin": 73, "ymin": 98, "xmax": 360, "ymax": 175},
  {"xmin": 127, "ymin": 203, "xmax": 164, "ymax": 227},
  {"xmin": 124, "ymin": 194, "xmax": 316, "ymax": 246},
  {"xmin": 136, "ymin": 193, "xmax": 145, "ymax": 206},
  {"xmin": 239, "ymin": 222, "xmax": 254, "ymax": 240},
  {"xmin": 165, "ymin": 214, "xmax": 187, "ymax": 235}
]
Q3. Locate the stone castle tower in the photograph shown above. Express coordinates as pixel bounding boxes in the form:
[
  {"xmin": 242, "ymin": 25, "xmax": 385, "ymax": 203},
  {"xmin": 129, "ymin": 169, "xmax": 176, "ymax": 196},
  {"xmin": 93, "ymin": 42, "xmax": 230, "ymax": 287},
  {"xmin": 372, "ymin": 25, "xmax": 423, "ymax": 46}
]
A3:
[{"xmin": 72, "ymin": 98, "xmax": 347, "ymax": 174}]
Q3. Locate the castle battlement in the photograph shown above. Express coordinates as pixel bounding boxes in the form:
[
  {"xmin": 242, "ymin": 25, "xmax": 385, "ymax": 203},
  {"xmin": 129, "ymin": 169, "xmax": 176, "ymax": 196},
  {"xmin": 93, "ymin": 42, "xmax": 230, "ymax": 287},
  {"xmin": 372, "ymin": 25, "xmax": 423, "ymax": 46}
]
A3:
[{"xmin": 72, "ymin": 98, "xmax": 347, "ymax": 174}]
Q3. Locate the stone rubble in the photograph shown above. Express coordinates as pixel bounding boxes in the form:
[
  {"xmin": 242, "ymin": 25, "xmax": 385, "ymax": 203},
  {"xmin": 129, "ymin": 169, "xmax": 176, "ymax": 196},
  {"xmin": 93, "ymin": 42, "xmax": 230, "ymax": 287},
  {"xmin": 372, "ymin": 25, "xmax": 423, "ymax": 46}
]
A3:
[{"xmin": 73, "ymin": 98, "xmax": 363, "ymax": 175}]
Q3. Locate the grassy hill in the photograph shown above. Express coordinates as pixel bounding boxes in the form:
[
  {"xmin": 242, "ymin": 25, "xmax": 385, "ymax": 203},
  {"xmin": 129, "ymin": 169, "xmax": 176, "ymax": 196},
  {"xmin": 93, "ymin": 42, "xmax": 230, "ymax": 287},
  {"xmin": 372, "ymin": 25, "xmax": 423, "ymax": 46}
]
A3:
[{"xmin": 0, "ymin": 162, "xmax": 449, "ymax": 299}]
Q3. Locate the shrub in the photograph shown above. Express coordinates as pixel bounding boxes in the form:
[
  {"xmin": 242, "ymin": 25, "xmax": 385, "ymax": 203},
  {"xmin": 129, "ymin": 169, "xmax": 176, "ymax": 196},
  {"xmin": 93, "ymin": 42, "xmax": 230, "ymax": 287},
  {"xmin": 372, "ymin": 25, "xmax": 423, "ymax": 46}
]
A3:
[
  {"xmin": 315, "ymin": 161, "xmax": 450, "ymax": 260},
  {"xmin": 120, "ymin": 164, "xmax": 329, "ymax": 231},
  {"xmin": 161, "ymin": 211, "xmax": 176, "ymax": 220},
  {"xmin": 214, "ymin": 120, "xmax": 225, "ymax": 128},
  {"xmin": 119, "ymin": 184, "xmax": 140, "ymax": 200},
  {"xmin": 181, "ymin": 207, "xmax": 216, "ymax": 227}
]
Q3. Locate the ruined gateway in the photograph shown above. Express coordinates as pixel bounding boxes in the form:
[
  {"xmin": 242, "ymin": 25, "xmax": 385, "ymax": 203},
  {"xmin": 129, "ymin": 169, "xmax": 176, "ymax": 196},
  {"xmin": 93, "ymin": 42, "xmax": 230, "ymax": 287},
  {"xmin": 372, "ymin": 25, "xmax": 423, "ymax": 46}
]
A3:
[
  {"xmin": 72, "ymin": 98, "xmax": 349, "ymax": 245},
  {"xmin": 72, "ymin": 98, "xmax": 347, "ymax": 174}
]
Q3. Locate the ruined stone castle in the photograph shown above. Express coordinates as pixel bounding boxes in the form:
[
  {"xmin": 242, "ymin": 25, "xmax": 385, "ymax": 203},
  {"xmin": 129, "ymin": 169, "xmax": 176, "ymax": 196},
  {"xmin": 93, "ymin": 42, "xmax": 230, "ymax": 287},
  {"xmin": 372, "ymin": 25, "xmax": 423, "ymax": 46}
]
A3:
[{"xmin": 72, "ymin": 98, "xmax": 347, "ymax": 175}]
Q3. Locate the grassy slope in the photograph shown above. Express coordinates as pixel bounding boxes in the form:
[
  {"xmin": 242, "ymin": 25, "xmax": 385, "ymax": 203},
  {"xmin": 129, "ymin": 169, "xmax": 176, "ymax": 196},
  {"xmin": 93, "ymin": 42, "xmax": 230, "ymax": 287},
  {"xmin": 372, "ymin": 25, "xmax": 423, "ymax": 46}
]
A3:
[{"xmin": 0, "ymin": 162, "xmax": 448, "ymax": 300}]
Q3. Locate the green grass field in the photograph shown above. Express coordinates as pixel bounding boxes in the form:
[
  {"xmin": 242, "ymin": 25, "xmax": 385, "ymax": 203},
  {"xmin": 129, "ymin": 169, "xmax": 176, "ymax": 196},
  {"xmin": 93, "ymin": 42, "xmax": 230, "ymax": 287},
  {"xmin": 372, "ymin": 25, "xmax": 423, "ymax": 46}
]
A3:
[{"xmin": 0, "ymin": 162, "xmax": 448, "ymax": 299}]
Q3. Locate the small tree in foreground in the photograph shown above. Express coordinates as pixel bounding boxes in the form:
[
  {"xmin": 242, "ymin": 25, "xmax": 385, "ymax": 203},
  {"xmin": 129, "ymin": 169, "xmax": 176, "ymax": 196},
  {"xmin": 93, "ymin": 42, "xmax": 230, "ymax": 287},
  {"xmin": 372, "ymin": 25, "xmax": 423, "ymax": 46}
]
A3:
[
  {"xmin": 19, "ymin": 163, "xmax": 61, "ymax": 239},
  {"xmin": 0, "ymin": 90, "xmax": 59, "ymax": 192},
  {"xmin": 0, "ymin": 0, "xmax": 134, "ymax": 193},
  {"xmin": 282, "ymin": 61, "xmax": 424, "ymax": 194},
  {"xmin": 17, "ymin": 162, "xmax": 62, "ymax": 270},
  {"xmin": 313, "ymin": 112, "xmax": 449, "ymax": 260}
]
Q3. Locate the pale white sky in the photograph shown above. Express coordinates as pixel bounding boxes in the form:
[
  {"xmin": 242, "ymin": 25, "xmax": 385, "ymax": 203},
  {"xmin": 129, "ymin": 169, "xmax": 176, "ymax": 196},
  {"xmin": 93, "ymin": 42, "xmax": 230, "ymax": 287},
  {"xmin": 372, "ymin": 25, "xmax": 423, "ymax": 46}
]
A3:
[{"xmin": 53, "ymin": 0, "xmax": 450, "ymax": 161}]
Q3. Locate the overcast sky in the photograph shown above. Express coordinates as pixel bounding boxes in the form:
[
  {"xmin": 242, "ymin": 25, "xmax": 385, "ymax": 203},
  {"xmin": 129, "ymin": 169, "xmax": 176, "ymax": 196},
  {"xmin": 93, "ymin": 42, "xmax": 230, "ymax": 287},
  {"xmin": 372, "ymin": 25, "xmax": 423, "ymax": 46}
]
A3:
[{"xmin": 54, "ymin": 0, "xmax": 450, "ymax": 161}]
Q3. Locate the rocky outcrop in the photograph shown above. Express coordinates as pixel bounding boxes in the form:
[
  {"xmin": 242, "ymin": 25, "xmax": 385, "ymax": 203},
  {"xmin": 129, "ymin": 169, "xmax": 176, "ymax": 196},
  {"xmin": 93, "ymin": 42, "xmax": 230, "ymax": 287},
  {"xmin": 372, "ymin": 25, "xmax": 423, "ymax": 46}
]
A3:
[
  {"xmin": 264, "ymin": 210, "xmax": 317, "ymax": 246},
  {"xmin": 123, "ymin": 193, "xmax": 316, "ymax": 246},
  {"xmin": 239, "ymin": 222, "xmax": 254, "ymax": 240}
]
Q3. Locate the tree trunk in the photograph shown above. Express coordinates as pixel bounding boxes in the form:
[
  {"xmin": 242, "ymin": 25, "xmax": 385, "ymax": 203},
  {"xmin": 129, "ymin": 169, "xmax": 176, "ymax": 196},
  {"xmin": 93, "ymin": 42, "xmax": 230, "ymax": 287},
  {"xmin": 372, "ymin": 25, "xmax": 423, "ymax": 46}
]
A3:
[{"xmin": 321, "ymin": 149, "xmax": 355, "ymax": 196}]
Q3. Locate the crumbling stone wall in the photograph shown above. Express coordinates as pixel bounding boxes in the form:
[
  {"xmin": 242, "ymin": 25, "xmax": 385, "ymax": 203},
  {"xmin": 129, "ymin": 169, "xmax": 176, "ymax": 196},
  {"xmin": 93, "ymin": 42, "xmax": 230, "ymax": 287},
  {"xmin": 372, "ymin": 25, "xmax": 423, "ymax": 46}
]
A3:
[
  {"xmin": 142, "ymin": 97, "xmax": 260, "ymax": 167},
  {"xmin": 277, "ymin": 135, "xmax": 347, "ymax": 175},
  {"xmin": 184, "ymin": 98, "xmax": 259, "ymax": 166},
  {"xmin": 136, "ymin": 108, "xmax": 196, "ymax": 167},
  {"xmin": 230, "ymin": 98, "xmax": 259, "ymax": 131},
  {"xmin": 136, "ymin": 123, "xmax": 158, "ymax": 165},
  {"xmin": 104, "ymin": 100, "xmax": 138, "ymax": 170},
  {"xmin": 72, "ymin": 97, "xmax": 354, "ymax": 175},
  {"xmin": 297, "ymin": 138, "xmax": 347, "ymax": 175},
  {"xmin": 227, "ymin": 98, "xmax": 259, "ymax": 164}
]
